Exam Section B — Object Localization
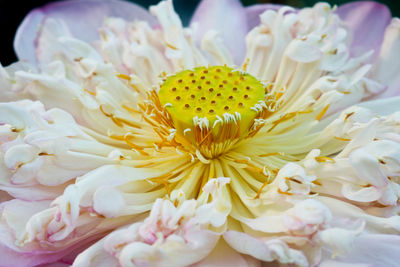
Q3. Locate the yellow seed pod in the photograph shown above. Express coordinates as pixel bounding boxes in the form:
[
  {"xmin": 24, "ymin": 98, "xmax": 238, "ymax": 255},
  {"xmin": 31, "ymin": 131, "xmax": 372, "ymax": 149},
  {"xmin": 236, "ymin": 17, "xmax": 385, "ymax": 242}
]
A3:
[{"xmin": 158, "ymin": 66, "xmax": 265, "ymax": 134}]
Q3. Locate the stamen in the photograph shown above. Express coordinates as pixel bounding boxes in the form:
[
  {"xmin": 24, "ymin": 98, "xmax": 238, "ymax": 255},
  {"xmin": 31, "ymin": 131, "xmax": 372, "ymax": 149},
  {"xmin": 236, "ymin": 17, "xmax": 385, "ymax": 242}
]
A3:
[
  {"xmin": 315, "ymin": 156, "xmax": 335, "ymax": 163},
  {"xmin": 316, "ymin": 104, "xmax": 330, "ymax": 121},
  {"xmin": 116, "ymin": 73, "xmax": 131, "ymax": 80},
  {"xmin": 334, "ymin": 136, "xmax": 351, "ymax": 141}
]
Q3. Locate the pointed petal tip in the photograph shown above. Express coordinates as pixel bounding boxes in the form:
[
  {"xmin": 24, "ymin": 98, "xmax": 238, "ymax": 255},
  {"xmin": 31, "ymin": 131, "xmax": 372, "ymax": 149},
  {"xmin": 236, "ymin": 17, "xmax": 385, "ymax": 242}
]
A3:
[{"xmin": 190, "ymin": 0, "xmax": 248, "ymax": 64}]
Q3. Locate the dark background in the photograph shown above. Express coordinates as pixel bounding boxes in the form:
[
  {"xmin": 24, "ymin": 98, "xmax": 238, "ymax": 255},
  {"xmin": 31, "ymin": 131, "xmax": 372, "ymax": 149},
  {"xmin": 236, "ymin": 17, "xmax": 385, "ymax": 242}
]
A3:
[{"xmin": 1, "ymin": 0, "xmax": 399, "ymax": 66}]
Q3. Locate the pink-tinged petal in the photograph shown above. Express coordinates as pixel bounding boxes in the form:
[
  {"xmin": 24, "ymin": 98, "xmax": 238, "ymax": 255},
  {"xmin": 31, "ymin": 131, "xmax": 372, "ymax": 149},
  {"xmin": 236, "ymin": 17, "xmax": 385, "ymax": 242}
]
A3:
[
  {"xmin": 14, "ymin": 0, "xmax": 157, "ymax": 64},
  {"xmin": 359, "ymin": 95, "xmax": 400, "ymax": 116},
  {"xmin": 373, "ymin": 18, "xmax": 400, "ymax": 98},
  {"xmin": 0, "ymin": 199, "xmax": 87, "ymax": 266},
  {"xmin": 190, "ymin": 0, "xmax": 247, "ymax": 64},
  {"xmin": 336, "ymin": 234, "xmax": 400, "ymax": 266},
  {"xmin": 319, "ymin": 260, "xmax": 370, "ymax": 267},
  {"xmin": 224, "ymin": 231, "xmax": 308, "ymax": 266},
  {"xmin": 246, "ymin": 4, "xmax": 283, "ymax": 29},
  {"xmin": 73, "ymin": 238, "xmax": 118, "ymax": 267},
  {"xmin": 336, "ymin": 1, "xmax": 391, "ymax": 58},
  {"xmin": 0, "ymin": 235, "xmax": 100, "ymax": 267},
  {"xmin": 192, "ymin": 239, "xmax": 261, "ymax": 267},
  {"xmin": 0, "ymin": 243, "xmax": 61, "ymax": 267},
  {"xmin": 83, "ymin": 195, "xmax": 227, "ymax": 267},
  {"xmin": 38, "ymin": 263, "xmax": 71, "ymax": 267}
]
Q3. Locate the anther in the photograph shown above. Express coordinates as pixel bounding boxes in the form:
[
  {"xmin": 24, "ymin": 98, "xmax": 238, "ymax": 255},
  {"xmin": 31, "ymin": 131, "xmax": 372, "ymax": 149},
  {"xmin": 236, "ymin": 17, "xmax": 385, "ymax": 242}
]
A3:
[
  {"xmin": 211, "ymin": 100, "xmax": 216, "ymax": 104},
  {"xmin": 203, "ymin": 70, "xmax": 208, "ymax": 74},
  {"xmin": 238, "ymin": 102, "xmax": 244, "ymax": 107},
  {"xmin": 233, "ymin": 87, "xmax": 238, "ymax": 91},
  {"xmin": 209, "ymin": 109, "xmax": 214, "ymax": 113},
  {"xmin": 244, "ymin": 95, "xmax": 249, "ymax": 99},
  {"xmin": 217, "ymin": 93, "xmax": 222, "ymax": 97},
  {"xmin": 246, "ymin": 86, "xmax": 251, "ymax": 90},
  {"xmin": 201, "ymin": 76, "xmax": 205, "ymax": 80},
  {"xmin": 172, "ymin": 87, "xmax": 177, "ymax": 91},
  {"xmin": 178, "ymin": 79, "xmax": 183, "ymax": 83},
  {"xmin": 206, "ymin": 81, "xmax": 211, "ymax": 85},
  {"xmin": 191, "ymin": 94, "xmax": 196, "ymax": 99},
  {"xmin": 185, "ymin": 86, "xmax": 189, "ymax": 90},
  {"xmin": 228, "ymin": 96, "xmax": 234, "ymax": 100},
  {"xmin": 209, "ymin": 88, "xmax": 214, "ymax": 92},
  {"xmin": 176, "ymin": 96, "xmax": 181, "ymax": 100},
  {"xmin": 219, "ymin": 84, "xmax": 224, "ymax": 88},
  {"xmin": 198, "ymin": 86, "xmax": 202, "ymax": 90},
  {"xmin": 223, "ymin": 80, "xmax": 227, "ymax": 84},
  {"xmin": 192, "ymin": 80, "xmax": 196, "ymax": 83},
  {"xmin": 196, "ymin": 107, "xmax": 202, "ymax": 112},
  {"xmin": 189, "ymin": 73, "xmax": 194, "ymax": 77},
  {"xmin": 216, "ymin": 69, "xmax": 221, "ymax": 72},
  {"xmin": 201, "ymin": 96, "xmax": 206, "ymax": 101},
  {"xmin": 185, "ymin": 104, "xmax": 190, "ymax": 108},
  {"xmin": 224, "ymin": 106, "xmax": 229, "ymax": 110}
]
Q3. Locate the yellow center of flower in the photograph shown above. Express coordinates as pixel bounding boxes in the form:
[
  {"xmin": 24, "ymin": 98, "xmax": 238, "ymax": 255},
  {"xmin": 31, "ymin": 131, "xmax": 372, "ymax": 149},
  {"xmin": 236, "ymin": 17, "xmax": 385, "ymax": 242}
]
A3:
[{"xmin": 158, "ymin": 66, "xmax": 265, "ymax": 135}]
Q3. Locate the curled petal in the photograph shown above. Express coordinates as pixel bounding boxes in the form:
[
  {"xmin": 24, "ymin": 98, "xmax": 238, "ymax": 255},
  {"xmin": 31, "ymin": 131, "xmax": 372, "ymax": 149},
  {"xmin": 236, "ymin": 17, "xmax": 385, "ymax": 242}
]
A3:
[
  {"xmin": 0, "ymin": 100, "xmax": 118, "ymax": 198},
  {"xmin": 73, "ymin": 238, "xmax": 119, "ymax": 267},
  {"xmin": 0, "ymin": 199, "xmax": 82, "ymax": 266},
  {"xmin": 74, "ymin": 191, "xmax": 229, "ymax": 266},
  {"xmin": 224, "ymin": 231, "xmax": 308, "ymax": 266},
  {"xmin": 316, "ymin": 221, "xmax": 365, "ymax": 257},
  {"xmin": 285, "ymin": 40, "xmax": 323, "ymax": 63},
  {"xmin": 245, "ymin": 4, "xmax": 283, "ymax": 29}
]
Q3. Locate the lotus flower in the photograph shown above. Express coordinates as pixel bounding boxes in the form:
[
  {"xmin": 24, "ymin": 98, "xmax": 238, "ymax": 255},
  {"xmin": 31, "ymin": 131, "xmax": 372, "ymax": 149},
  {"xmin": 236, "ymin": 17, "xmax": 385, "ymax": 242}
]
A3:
[{"xmin": 1, "ymin": 0, "xmax": 400, "ymax": 266}]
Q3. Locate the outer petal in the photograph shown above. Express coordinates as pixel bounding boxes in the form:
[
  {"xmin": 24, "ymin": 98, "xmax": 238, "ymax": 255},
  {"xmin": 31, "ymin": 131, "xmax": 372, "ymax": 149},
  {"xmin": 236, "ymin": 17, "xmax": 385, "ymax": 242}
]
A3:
[
  {"xmin": 336, "ymin": 1, "xmax": 391, "ymax": 58},
  {"xmin": 359, "ymin": 95, "xmax": 400, "ymax": 116},
  {"xmin": 373, "ymin": 18, "xmax": 400, "ymax": 98},
  {"xmin": 0, "ymin": 199, "xmax": 95, "ymax": 267},
  {"xmin": 0, "ymin": 164, "xmax": 162, "ymax": 266},
  {"xmin": 0, "ymin": 242, "xmax": 63, "ymax": 267},
  {"xmin": 336, "ymin": 234, "xmax": 400, "ymax": 267},
  {"xmin": 224, "ymin": 231, "xmax": 308, "ymax": 266},
  {"xmin": 72, "ymin": 238, "xmax": 118, "ymax": 267},
  {"xmin": 245, "ymin": 4, "xmax": 284, "ymax": 29},
  {"xmin": 192, "ymin": 239, "xmax": 261, "ymax": 267},
  {"xmin": 14, "ymin": 0, "xmax": 157, "ymax": 64},
  {"xmin": 319, "ymin": 261, "xmax": 370, "ymax": 267},
  {"xmin": 190, "ymin": 0, "xmax": 247, "ymax": 64}
]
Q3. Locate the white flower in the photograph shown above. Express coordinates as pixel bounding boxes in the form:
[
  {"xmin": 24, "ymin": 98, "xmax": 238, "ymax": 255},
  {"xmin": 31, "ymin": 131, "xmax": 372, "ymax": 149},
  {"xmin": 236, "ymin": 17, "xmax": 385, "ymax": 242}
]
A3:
[{"xmin": 1, "ymin": 0, "xmax": 400, "ymax": 266}]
